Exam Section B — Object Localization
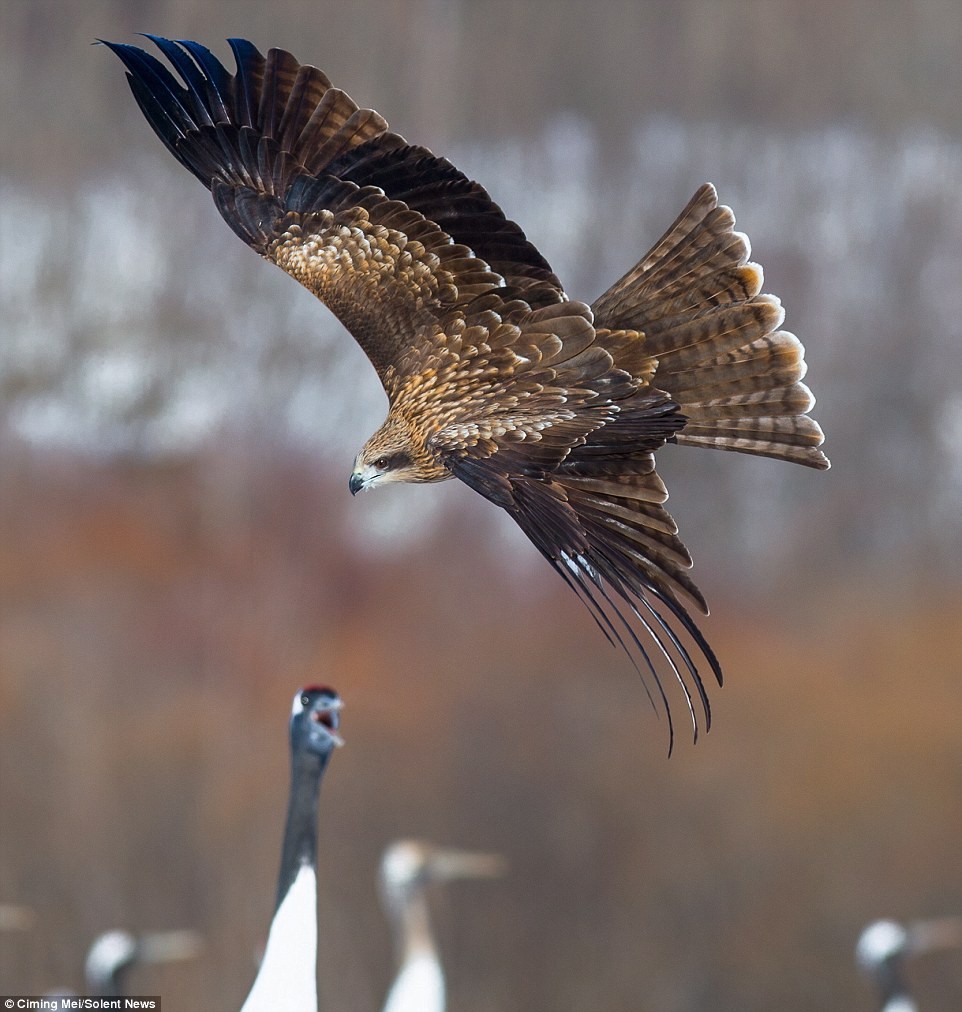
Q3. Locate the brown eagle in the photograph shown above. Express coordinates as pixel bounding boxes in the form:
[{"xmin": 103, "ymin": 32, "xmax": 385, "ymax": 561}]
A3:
[{"xmin": 104, "ymin": 36, "xmax": 829, "ymax": 748}]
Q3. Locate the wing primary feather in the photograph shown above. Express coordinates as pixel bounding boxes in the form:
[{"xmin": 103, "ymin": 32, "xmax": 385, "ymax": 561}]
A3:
[
  {"xmin": 226, "ymin": 37, "xmax": 265, "ymax": 129},
  {"xmin": 549, "ymin": 557, "xmax": 621, "ymax": 651},
  {"xmin": 645, "ymin": 582, "xmax": 724, "ymax": 689},
  {"xmin": 553, "ymin": 553, "xmax": 629, "ymax": 660},
  {"xmin": 587, "ymin": 569, "xmax": 678, "ymax": 754},
  {"xmin": 630, "ymin": 593, "xmax": 708, "ymax": 741},
  {"xmin": 557, "ymin": 550, "xmax": 681, "ymax": 752},
  {"xmin": 587, "ymin": 556, "xmax": 713, "ymax": 751},
  {"xmin": 553, "ymin": 555, "xmax": 670, "ymax": 739},
  {"xmin": 140, "ymin": 34, "xmax": 216, "ymax": 128},
  {"xmin": 276, "ymin": 64, "xmax": 333, "ymax": 152},
  {"xmin": 173, "ymin": 38, "xmax": 233, "ymax": 123},
  {"xmin": 99, "ymin": 40, "xmax": 196, "ymax": 140}
]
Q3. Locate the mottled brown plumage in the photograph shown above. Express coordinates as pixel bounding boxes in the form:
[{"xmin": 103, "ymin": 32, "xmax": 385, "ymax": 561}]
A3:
[{"xmin": 105, "ymin": 36, "xmax": 829, "ymax": 749}]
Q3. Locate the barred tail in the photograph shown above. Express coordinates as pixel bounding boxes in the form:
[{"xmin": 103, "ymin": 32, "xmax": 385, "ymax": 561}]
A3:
[{"xmin": 592, "ymin": 183, "xmax": 830, "ymax": 470}]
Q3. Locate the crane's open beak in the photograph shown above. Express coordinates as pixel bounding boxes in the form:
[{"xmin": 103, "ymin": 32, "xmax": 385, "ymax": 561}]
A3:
[{"xmin": 311, "ymin": 703, "xmax": 345, "ymax": 747}]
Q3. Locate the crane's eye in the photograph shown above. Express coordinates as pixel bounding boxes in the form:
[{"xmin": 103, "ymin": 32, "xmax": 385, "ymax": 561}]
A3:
[{"xmin": 300, "ymin": 693, "xmax": 311, "ymax": 708}]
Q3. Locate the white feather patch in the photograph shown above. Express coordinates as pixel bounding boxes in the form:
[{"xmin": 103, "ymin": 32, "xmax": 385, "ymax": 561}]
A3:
[
  {"xmin": 241, "ymin": 863, "xmax": 317, "ymax": 1012},
  {"xmin": 382, "ymin": 953, "xmax": 445, "ymax": 1012}
]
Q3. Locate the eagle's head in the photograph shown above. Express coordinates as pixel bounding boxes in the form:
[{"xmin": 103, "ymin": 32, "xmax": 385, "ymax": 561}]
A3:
[{"xmin": 350, "ymin": 414, "xmax": 447, "ymax": 494}]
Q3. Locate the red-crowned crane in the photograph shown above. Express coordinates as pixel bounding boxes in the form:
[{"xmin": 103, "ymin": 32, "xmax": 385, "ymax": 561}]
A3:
[
  {"xmin": 380, "ymin": 840, "xmax": 505, "ymax": 1012},
  {"xmin": 44, "ymin": 928, "xmax": 202, "ymax": 1004},
  {"xmin": 241, "ymin": 687, "xmax": 342, "ymax": 1012},
  {"xmin": 84, "ymin": 928, "xmax": 203, "ymax": 997}
]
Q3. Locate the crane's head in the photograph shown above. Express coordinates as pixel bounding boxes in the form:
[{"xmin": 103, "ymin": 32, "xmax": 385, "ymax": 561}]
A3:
[
  {"xmin": 291, "ymin": 686, "xmax": 344, "ymax": 754},
  {"xmin": 85, "ymin": 930, "xmax": 138, "ymax": 989},
  {"xmin": 856, "ymin": 920, "xmax": 909, "ymax": 972},
  {"xmin": 379, "ymin": 839, "xmax": 506, "ymax": 911},
  {"xmin": 856, "ymin": 917, "xmax": 962, "ymax": 1009},
  {"xmin": 85, "ymin": 929, "xmax": 203, "ymax": 997},
  {"xmin": 857, "ymin": 916, "xmax": 962, "ymax": 973}
]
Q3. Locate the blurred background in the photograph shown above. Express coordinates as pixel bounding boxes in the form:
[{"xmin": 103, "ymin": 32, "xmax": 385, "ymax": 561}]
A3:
[{"xmin": 2, "ymin": 0, "xmax": 962, "ymax": 1009}]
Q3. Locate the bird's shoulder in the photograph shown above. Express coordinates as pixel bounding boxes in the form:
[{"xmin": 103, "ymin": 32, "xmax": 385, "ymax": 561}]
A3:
[{"xmin": 380, "ymin": 299, "xmax": 617, "ymax": 452}]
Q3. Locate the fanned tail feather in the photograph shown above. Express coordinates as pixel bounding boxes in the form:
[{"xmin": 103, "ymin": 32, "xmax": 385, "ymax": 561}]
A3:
[{"xmin": 593, "ymin": 183, "xmax": 830, "ymax": 470}]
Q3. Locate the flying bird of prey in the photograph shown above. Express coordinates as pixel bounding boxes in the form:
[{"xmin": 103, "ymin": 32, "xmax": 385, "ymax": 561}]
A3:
[{"xmin": 104, "ymin": 36, "xmax": 829, "ymax": 749}]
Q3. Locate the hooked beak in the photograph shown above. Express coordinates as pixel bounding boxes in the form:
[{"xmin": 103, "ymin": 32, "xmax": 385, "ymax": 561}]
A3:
[{"xmin": 349, "ymin": 472, "xmax": 364, "ymax": 496}]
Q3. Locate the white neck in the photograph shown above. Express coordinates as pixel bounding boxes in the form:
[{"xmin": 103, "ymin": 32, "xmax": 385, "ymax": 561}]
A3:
[
  {"xmin": 382, "ymin": 889, "xmax": 444, "ymax": 1012},
  {"xmin": 382, "ymin": 953, "xmax": 444, "ymax": 1012},
  {"xmin": 241, "ymin": 862, "xmax": 318, "ymax": 1012}
]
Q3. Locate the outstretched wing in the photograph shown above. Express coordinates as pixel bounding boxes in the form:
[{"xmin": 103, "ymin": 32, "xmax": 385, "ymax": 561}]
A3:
[{"xmin": 102, "ymin": 35, "xmax": 564, "ymax": 390}]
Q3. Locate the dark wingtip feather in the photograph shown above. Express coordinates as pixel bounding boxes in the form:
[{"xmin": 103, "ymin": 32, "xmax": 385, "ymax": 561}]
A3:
[
  {"xmin": 455, "ymin": 460, "xmax": 720, "ymax": 754},
  {"xmin": 100, "ymin": 38, "xmax": 203, "ymax": 168},
  {"xmin": 102, "ymin": 35, "xmax": 265, "ymax": 190},
  {"xmin": 555, "ymin": 548, "xmax": 720, "ymax": 756},
  {"xmin": 172, "ymin": 38, "xmax": 234, "ymax": 121},
  {"xmin": 551, "ymin": 556, "xmax": 678, "ymax": 756},
  {"xmin": 139, "ymin": 34, "xmax": 218, "ymax": 129}
]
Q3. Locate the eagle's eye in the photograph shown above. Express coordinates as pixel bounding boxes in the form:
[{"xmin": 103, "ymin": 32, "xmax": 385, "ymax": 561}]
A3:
[{"xmin": 374, "ymin": 456, "xmax": 391, "ymax": 471}]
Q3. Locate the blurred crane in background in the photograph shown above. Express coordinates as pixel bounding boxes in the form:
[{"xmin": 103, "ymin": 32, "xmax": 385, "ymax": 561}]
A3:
[
  {"xmin": 856, "ymin": 917, "xmax": 962, "ymax": 1012},
  {"xmin": 84, "ymin": 928, "xmax": 203, "ymax": 998},
  {"xmin": 380, "ymin": 839, "xmax": 505, "ymax": 1012},
  {"xmin": 42, "ymin": 927, "xmax": 202, "ymax": 1003}
]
